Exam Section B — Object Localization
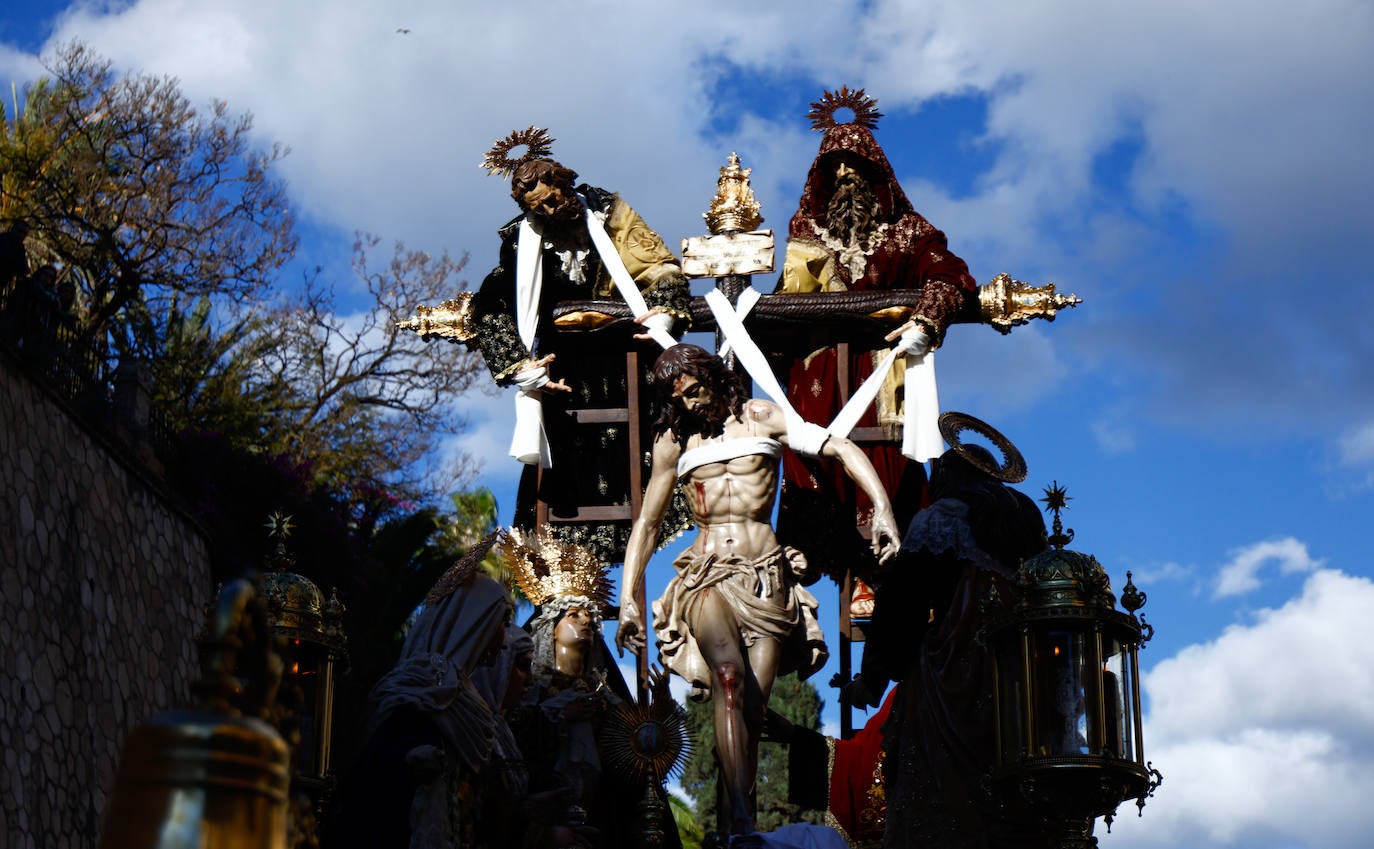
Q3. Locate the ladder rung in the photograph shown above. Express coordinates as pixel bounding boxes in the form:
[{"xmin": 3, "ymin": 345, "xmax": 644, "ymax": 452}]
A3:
[
  {"xmin": 546, "ymin": 505, "xmax": 633, "ymax": 522},
  {"xmin": 567, "ymin": 408, "xmax": 631, "ymax": 424}
]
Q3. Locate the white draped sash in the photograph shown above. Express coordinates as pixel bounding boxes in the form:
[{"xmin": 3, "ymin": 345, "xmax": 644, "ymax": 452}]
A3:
[
  {"xmin": 704, "ymin": 288, "xmax": 942, "ymax": 461},
  {"xmin": 508, "ymin": 205, "xmax": 681, "ymax": 467}
]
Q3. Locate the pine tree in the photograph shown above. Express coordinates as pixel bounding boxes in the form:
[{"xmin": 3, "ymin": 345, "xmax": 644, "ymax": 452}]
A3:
[{"xmin": 681, "ymin": 673, "xmax": 827, "ymax": 835}]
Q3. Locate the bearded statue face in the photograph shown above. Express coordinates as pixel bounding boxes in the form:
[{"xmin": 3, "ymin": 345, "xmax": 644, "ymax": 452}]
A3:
[
  {"xmin": 672, "ymin": 373, "xmax": 730, "ymax": 439},
  {"xmin": 823, "ymin": 157, "xmax": 881, "ymax": 246},
  {"xmin": 512, "ymin": 159, "xmax": 583, "ymax": 224}
]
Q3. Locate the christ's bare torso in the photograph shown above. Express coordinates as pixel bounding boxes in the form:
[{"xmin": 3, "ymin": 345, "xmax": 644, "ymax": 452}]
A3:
[{"xmin": 678, "ymin": 403, "xmax": 783, "ymax": 562}]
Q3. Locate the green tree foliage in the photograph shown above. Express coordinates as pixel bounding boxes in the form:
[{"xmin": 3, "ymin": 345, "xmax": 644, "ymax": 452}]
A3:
[
  {"xmin": 670, "ymin": 792, "xmax": 706, "ymax": 849},
  {"xmin": 681, "ymin": 674, "xmax": 827, "ymax": 836},
  {"xmin": 0, "ymin": 41, "xmax": 295, "ymax": 358},
  {"xmin": 3, "ymin": 39, "xmax": 498, "ymax": 782},
  {"xmin": 4, "ymin": 42, "xmax": 485, "ymax": 510}
]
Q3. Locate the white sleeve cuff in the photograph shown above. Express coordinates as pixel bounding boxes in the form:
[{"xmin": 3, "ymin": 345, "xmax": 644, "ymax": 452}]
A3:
[
  {"xmin": 787, "ymin": 419, "xmax": 831, "ymax": 457},
  {"xmin": 513, "ymin": 365, "xmax": 549, "ymax": 391}
]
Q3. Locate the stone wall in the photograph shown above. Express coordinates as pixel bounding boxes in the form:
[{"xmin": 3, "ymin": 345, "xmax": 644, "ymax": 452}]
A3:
[{"xmin": 0, "ymin": 350, "xmax": 213, "ymax": 849}]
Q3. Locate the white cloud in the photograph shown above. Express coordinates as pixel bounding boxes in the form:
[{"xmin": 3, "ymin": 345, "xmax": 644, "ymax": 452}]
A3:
[
  {"xmin": 937, "ymin": 323, "xmax": 1068, "ymax": 417},
  {"xmin": 1091, "ymin": 416, "xmax": 1136, "ymax": 456},
  {"xmin": 1102, "ymin": 569, "xmax": 1374, "ymax": 849},
  {"xmin": 7, "ymin": 0, "xmax": 1369, "ymax": 442},
  {"xmin": 1338, "ymin": 421, "xmax": 1374, "ymax": 466},
  {"xmin": 1213, "ymin": 537, "xmax": 1324, "ymax": 599},
  {"xmin": 0, "ymin": 40, "xmax": 42, "ymax": 86},
  {"xmin": 1131, "ymin": 561, "xmax": 1193, "ymax": 587}
]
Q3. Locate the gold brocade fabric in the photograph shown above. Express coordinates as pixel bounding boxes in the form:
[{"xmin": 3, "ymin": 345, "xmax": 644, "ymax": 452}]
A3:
[{"xmin": 593, "ymin": 194, "xmax": 690, "ymax": 311}]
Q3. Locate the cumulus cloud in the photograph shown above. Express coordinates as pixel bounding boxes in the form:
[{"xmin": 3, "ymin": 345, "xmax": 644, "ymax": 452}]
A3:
[
  {"xmin": 1131, "ymin": 561, "xmax": 1194, "ymax": 588},
  {"xmin": 1213, "ymin": 537, "xmax": 1324, "ymax": 599},
  {"xmin": 1102, "ymin": 569, "xmax": 1374, "ymax": 849},
  {"xmin": 1338, "ymin": 421, "xmax": 1374, "ymax": 466},
  {"xmin": 8, "ymin": 0, "xmax": 1369, "ymax": 445},
  {"xmin": 1091, "ymin": 416, "xmax": 1136, "ymax": 456}
]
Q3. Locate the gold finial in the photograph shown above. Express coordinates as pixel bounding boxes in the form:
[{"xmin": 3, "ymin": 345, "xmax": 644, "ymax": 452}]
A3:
[
  {"xmin": 264, "ymin": 512, "xmax": 293, "ymax": 540},
  {"xmin": 807, "ymin": 86, "xmax": 883, "ymax": 131},
  {"xmin": 703, "ymin": 151, "xmax": 764, "ymax": 234},
  {"xmin": 1040, "ymin": 481, "xmax": 1075, "ymax": 549},
  {"xmin": 264, "ymin": 512, "xmax": 296, "ymax": 572},
  {"xmin": 480, "ymin": 126, "xmax": 555, "ymax": 177},
  {"xmin": 978, "ymin": 272, "xmax": 1083, "ymax": 334},
  {"xmin": 501, "ymin": 527, "xmax": 613, "ymax": 615}
]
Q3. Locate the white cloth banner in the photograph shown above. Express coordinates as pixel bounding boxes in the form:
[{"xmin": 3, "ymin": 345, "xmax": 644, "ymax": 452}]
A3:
[
  {"xmin": 715, "ymin": 286, "xmax": 761, "ymax": 362},
  {"xmin": 510, "ymin": 219, "xmax": 551, "ymax": 467},
  {"xmin": 705, "ymin": 289, "xmax": 943, "ymax": 462},
  {"xmin": 583, "ymin": 208, "xmax": 678, "ymax": 350},
  {"xmin": 507, "ymin": 206, "xmax": 682, "ymax": 467},
  {"xmin": 705, "ymin": 290, "xmax": 830, "ymax": 455}
]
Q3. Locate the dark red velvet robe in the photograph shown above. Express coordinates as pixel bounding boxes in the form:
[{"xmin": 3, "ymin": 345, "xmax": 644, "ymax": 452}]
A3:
[{"xmin": 775, "ymin": 123, "xmax": 977, "ymax": 583}]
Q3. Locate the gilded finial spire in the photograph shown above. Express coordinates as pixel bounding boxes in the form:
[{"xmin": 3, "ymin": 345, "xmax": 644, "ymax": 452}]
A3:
[
  {"xmin": 703, "ymin": 151, "xmax": 763, "ymax": 234},
  {"xmin": 1040, "ymin": 481, "xmax": 1075, "ymax": 550},
  {"xmin": 263, "ymin": 512, "xmax": 295, "ymax": 571}
]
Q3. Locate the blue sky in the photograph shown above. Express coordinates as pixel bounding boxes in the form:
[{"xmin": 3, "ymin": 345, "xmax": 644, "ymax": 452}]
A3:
[{"xmin": 5, "ymin": 2, "xmax": 1374, "ymax": 847}]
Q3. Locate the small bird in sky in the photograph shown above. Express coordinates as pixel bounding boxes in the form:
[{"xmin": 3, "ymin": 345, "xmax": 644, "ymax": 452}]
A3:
[{"xmin": 396, "ymin": 28, "xmax": 411, "ymax": 34}]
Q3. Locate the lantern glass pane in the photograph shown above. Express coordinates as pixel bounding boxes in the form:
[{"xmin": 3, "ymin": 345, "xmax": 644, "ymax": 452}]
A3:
[
  {"xmin": 996, "ymin": 638, "xmax": 1028, "ymax": 763},
  {"xmin": 1033, "ymin": 630, "xmax": 1089, "ymax": 756},
  {"xmin": 1104, "ymin": 638, "xmax": 1138, "ymax": 763},
  {"xmin": 282, "ymin": 639, "xmax": 320, "ymax": 774}
]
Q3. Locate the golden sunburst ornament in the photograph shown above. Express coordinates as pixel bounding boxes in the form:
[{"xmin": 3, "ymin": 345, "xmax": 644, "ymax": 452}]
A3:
[
  {"xmin": 480, "ymin": 126, "xmax": 555, "ymax": 177},
  {"xmin": 807, "ymin": 85, "xmax": 883, "ymax": 131},
  {"xmin": 263, "ymin": 512, "xmax": 293, "ymax": 540},
  {"xmin": 601, "ymin": 699, "xmax": 692, "ymax": 784}
]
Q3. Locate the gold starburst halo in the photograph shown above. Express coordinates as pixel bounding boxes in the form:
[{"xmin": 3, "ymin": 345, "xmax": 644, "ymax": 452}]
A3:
[
  {"xmin": 1039, "ymin": 480, "xmax": 1076, "ymax": 549},
  {"xmin": 481, "ymin": 126, "xmax": 555, "ymax": 177},
  {"xmin": 807, "ymin": 85, "xmax": 883, "ymax": 132},
  {"xmin": 500, "ymin": 527, "xmax": 613, "ymax": 615},
  {"xmin": 601, "ymin": 699, "xmax": 693, "ymax": 783}
]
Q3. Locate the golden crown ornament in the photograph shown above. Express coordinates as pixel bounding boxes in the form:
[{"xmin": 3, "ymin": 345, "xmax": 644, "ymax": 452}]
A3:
[{"xmin": 501, "ymin": 527, "xmax": 614, "ymax": 614}]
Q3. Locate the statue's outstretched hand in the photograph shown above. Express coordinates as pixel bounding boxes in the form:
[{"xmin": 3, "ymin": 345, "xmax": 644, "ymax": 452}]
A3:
[
  {"xmin": 632, "ymin": 308, "xmax": 674, "ymax": 343},
  {"xmin": 615, "ymin": 601, "xmax": 645, "ymax": 657},
  {"xmin": 519, "ymin": 353, "xmax": 571, "ymax": 394},
  {"xmin": 647, "ymin": 663, "xmax": 673, "ymax": 704},
  {"xmin": 871, "ymin": 508, "xmax": 901, "ymax": 565},
  {"xmin": 883, "ymin": 320, "xmax": 932, "ymax": 357}
]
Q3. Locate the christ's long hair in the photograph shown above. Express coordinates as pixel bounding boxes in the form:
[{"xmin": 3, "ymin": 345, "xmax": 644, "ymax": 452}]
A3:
[{"xmin": 651, "ymin": 344, "xmax": 745, "ymax": 445}]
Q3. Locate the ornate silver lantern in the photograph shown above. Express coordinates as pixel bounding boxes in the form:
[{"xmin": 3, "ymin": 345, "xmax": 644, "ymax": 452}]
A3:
[
  {"xmin": 258, "ymin": 515, "xmax": 348, "ymax": 819},
  {"xmin": 984, "ymin": 483, "xmax": 1162, "ymax": 847}
]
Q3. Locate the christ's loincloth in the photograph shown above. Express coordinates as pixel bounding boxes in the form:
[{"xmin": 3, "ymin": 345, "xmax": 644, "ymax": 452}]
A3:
[{"xmin": 652, "ymin": 545, "xmax": 827, "ymax": 701}]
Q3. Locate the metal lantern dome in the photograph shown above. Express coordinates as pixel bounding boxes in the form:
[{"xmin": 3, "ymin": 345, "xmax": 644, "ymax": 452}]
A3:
[{"xmin": 984, "ymin": 483, "xmax": 1162, "ymax": 847}]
